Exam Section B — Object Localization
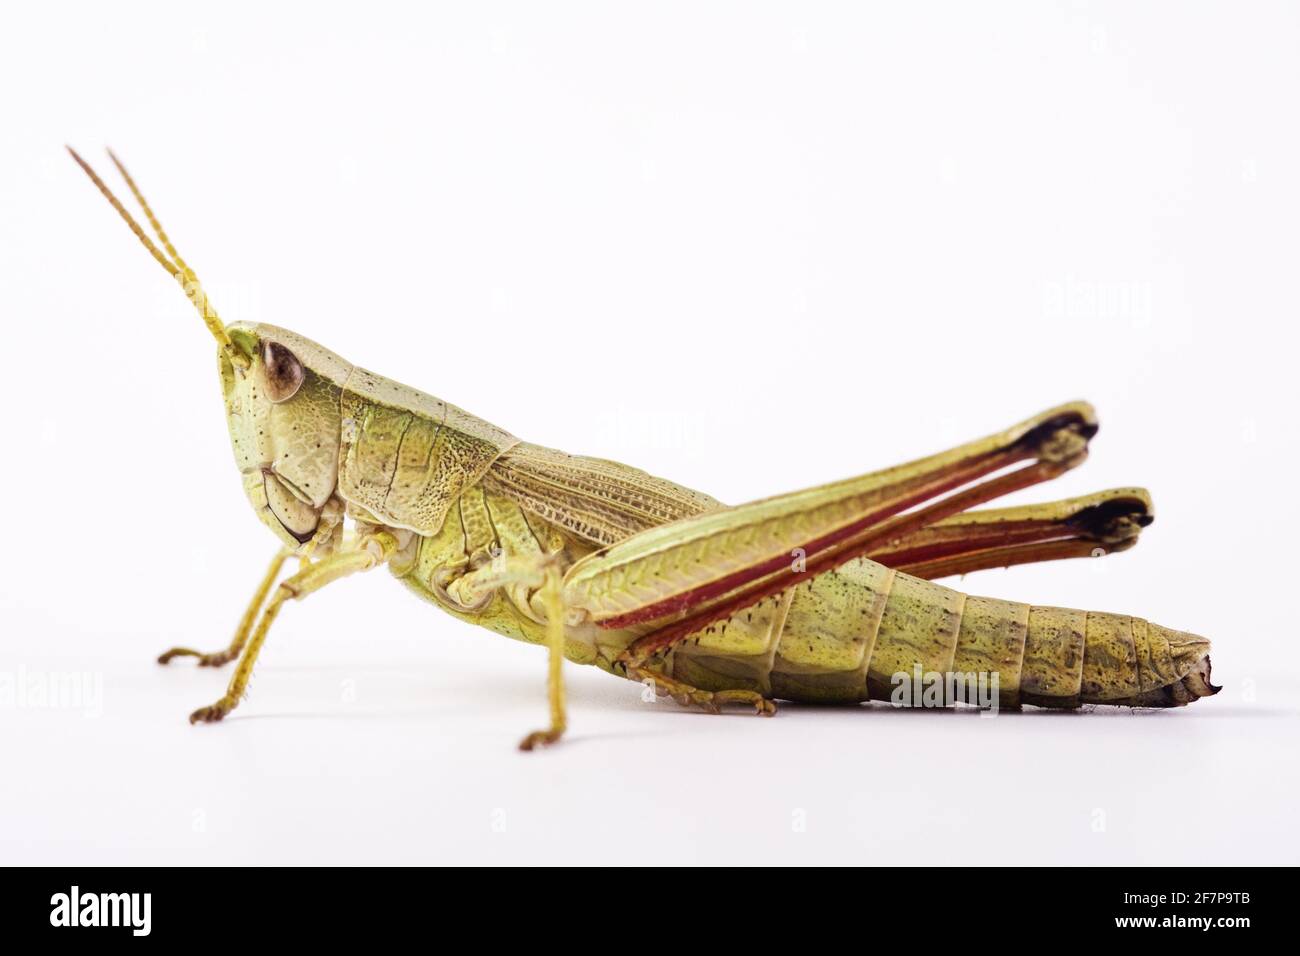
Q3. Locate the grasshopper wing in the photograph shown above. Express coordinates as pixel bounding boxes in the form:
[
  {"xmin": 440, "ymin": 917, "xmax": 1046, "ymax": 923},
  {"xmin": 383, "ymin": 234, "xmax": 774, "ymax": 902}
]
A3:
[{"xmin": 484, "ymin": 442, "xmax": 722, "ymax": 546}]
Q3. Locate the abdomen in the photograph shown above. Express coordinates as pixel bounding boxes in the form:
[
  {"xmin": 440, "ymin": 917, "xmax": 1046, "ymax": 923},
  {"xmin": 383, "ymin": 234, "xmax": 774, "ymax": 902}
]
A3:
[{"xmin": 669, "ymin": 558, "xmax": 1217, "ymax": 709}]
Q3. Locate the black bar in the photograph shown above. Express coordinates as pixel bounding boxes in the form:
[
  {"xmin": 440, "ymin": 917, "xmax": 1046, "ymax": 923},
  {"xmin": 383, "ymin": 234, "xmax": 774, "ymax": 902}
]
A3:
[{"xmin": 0, "ymin": 866, "xmax": 1283, "ymax": 943}]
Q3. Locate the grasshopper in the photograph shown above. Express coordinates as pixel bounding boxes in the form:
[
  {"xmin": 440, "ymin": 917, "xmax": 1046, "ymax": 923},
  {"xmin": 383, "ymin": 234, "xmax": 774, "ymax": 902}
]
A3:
[{"xmin": 69, "ymin": 148, "xmax": 1218, "ymax": 750}]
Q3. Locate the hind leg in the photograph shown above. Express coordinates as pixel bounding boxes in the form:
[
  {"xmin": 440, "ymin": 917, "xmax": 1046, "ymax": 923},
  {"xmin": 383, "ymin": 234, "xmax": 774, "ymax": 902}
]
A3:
[
  {"xmin": 870, "ymin": 488, "xmax": 1153, "ymax": 580},
  {"xmin": 623, "ymin": 658, "xmax": 778, "ymax": 716}
]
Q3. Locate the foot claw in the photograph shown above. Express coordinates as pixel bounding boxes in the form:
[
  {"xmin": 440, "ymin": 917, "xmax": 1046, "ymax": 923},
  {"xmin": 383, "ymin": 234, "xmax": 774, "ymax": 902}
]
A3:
[
  {"xmin": 159, "ymin": 648, "xmax": 235, "ymax": 667},
  {"xmin": 188, "ymin": 701, "xmax": 232, "ymax": 724},
  {"xmin": 518, "ymin": 729, "xmax": 564, "ymax": 751},
  {"xmin": 702, "ymin": 691, "xmax": 776, "ymax": 717}
]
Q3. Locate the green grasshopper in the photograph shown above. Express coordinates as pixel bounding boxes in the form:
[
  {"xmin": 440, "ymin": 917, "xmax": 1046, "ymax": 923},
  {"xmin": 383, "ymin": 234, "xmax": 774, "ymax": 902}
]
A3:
[{"xmin": 69, "ymin": 148, "xmax": 1218, "ymax": 750}]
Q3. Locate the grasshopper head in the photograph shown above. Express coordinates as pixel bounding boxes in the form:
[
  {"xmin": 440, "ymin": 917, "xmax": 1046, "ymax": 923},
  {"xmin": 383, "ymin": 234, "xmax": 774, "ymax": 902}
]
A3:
[
  {"xmin": 67, "ymin": 150, "xmax": 364, "ymax": 551},
  {"xmin": 220, "ymin": 324, "xmax": 354, "ymax": 550}
]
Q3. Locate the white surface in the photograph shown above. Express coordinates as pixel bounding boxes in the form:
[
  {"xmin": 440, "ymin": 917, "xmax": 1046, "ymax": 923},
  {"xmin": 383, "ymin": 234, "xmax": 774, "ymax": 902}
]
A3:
[{"xmin": 1, "ymin": 1, "xmax": 1298, "ymax": 866}]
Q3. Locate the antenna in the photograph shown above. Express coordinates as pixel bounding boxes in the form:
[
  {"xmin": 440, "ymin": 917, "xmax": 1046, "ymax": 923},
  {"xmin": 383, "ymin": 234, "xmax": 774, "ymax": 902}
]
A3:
[{"xmin": 66, "ymin": 146, "xmax": 249, "ymax": 368}]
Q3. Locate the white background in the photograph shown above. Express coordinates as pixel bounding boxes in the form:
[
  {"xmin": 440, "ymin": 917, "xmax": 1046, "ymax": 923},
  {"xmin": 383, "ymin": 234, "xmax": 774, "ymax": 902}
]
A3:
[{"xmin": 1, "ymin": 2, "xmax": 1297, "ymax": 866}]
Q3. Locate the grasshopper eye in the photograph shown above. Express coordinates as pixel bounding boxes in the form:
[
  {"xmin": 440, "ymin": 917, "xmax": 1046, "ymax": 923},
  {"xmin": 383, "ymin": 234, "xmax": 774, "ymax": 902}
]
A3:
[{"xmin": 261, "ymin": 340, "xmax": 305, "ymax": 403}]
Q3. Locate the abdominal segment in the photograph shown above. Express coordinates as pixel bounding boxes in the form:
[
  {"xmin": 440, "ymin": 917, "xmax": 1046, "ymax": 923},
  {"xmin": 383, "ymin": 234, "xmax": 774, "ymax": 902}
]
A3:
[{"xmin": 668, "ymin": 557, "xmax": 1216, "ymax": 709}]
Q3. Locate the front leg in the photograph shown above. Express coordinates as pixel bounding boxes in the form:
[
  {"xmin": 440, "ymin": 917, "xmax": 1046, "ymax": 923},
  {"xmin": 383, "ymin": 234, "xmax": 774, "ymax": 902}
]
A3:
[
  {"xmin": 189, "ymin": 530, "xmax": 400, "ymax": 724},
  {"xmin": 158, "ymin": 548, "xmax": 294, "ymax": 667},
  {"xmin": 160, "ymin": 502, "xmax": 343, "ymax": 668}
]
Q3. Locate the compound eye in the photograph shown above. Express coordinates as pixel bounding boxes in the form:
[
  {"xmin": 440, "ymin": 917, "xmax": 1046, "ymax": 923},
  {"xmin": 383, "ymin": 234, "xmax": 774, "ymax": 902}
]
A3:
[{"xmin": 261, "ymin": 340, "xmax": 305, "ymax": 403}]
